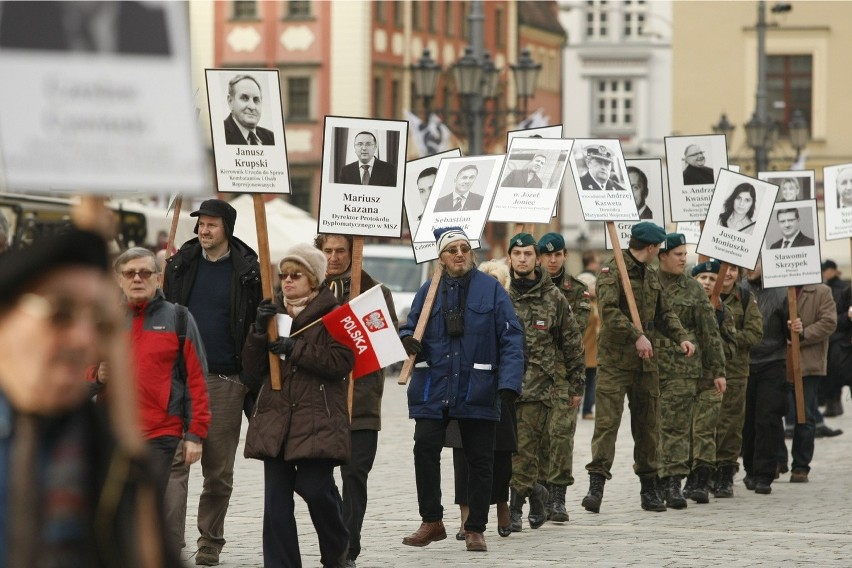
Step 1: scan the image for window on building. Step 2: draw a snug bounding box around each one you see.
[288,175,313,213]
[767,54,812,136]
[232,0,257,20]
[286,77,311,121]
[461,2,469,40]
[375,0,385,24]
[585,0,608,39]
[446,2,454,37]
[593,79,634,132]
[390,79,400,119]
[495,7,505,48]
[622,0,646,38]
[427,2,437,33]
[393,0,403,28]
[412,1,421,30]
[286,1,311,19]
[373,76,385,118]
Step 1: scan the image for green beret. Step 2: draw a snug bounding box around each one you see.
[631,221,667,245]
[508,232,537,253]
[662,232,687,252]
[691,259,721,277]
[538,232,565,253]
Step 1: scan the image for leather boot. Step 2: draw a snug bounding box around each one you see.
[543,482,554,520]
[581,473,606,513]
[527,483,549,529]
[548,484,569,522]
[509,488,524,532]
[690,467,711,504]
[401,521,447,547]
[639,477,667,512]
[682,470,697,500]
[713,465,735,498]
[662,476,687,509]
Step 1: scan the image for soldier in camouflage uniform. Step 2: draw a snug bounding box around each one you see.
[507,233,585,531]
[583,223,694,513]
[535,232,591,522]
[713,263,763,497]
[654,253,726,507]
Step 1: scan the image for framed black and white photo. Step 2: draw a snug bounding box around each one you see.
[664,134,729,222]
[696,169,778,270]
[606,159,666,249]
[205,69,290,194]
[821,164,852,240]
[0,1,208,195]
[759,170,814,203]
[568,138,638,221]
[413,154,505,244]
[318,115,408,237]
[761,199,822,288]
[489,137,573,223]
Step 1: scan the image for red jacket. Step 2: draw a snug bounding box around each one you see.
[88,291,210,442]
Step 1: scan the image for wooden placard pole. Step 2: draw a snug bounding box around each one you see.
[347,237,365,419]
[787,287,806,425]
[709,261,730,309]
[166,195,182,258]
[605,222,643,331]
[398,263,444,385]
[697,221,709,263]
[252,195,282,390]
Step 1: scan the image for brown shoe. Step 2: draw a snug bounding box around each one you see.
[402,521,447,547]
[464,531,487,552]
[790,469,809,483]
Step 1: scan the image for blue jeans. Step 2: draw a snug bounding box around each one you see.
[779,375,819,472]
[583,367,597,415]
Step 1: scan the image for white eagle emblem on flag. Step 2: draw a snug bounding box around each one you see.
[362,310,387,332]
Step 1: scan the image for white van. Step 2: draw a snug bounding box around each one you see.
[361,244,432,325]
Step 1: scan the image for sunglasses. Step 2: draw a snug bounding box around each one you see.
[18,293,112,333]
[278,272,304,281]
[443,245,471,256]
[120,269,156,280]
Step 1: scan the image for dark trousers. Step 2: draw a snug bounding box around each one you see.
[742,360,789,481]
[148,436,181,502]
[583,367,597,415]
[822,342,852,403]
[452,448,512,505]
[779,375,819,472]
[413,416,496,533]
[341,430,378,561]
[262,457,348,568]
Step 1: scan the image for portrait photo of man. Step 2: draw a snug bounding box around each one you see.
[627,166,653,219]
[579,146,627,191]
[223,74,275,146]
[434,164,485,212]
[836,167,852,209]
[501,153,546,188]
[769,208,815,249]
[415,167,437,220]
[682,144,714,185]
[338,131,397,187]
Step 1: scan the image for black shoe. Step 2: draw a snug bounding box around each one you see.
[542,482,554,521]
[639,477,666,512]
[582,473,606,514]
[690,467,711,504]
[713,465,735,498]
[682,471,697,500]
[548,484,570,522]
[754,478,772,494]
[743,475,756,491]
[509,488,524,532]
[661,476,687,509]
[823,399,844,417]
[527,483,549,529]
[815,424,844,438]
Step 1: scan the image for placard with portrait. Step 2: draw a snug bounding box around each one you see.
[568,138,638,221]
[760,199,822,288]
[664,134,729,222]
[821,164,852,240]
[606,159,666,249]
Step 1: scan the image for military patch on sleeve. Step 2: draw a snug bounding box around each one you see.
[533,320,548,330]
[601,267,610,273]
[563,281,572,289]
[582,291,591,298]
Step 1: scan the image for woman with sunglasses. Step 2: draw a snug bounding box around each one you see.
[242,243,354,568]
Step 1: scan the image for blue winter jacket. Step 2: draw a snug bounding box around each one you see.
[400,268,524,421]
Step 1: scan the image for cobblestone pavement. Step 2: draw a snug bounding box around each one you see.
[183,377,852,567]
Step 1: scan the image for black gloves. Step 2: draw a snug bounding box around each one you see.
[268,337,296,357]
[499,389,519,405]
[401,336,422,356]
[254,299,278,334]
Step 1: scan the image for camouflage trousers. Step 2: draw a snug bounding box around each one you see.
[714,376,748,468]
[657,376,697,478]
[536,398,580,486]
[511,401,551,495]
[586,366,660,480]
[691,376,723,469]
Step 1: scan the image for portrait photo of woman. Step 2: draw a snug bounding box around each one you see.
[719,183,757,234]
[776,177,802,202]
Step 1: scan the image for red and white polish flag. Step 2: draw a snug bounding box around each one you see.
[322,284,407,379]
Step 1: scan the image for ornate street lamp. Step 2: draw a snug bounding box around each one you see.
[452,47,483,97]
[411,49,441,115]
[511,48,542,117]
[712,113,735,140]
[788,109,809,159]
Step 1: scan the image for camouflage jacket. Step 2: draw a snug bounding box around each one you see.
[721,286,764,378]
[551,269,592,332]
[597,252,689,372]
[510,271,585,401]
[657,270,726,380]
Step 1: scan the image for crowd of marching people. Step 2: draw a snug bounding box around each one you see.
[0,205,849,567]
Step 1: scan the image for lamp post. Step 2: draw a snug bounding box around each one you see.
[788,109,809,161]
[712,113,735,144]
